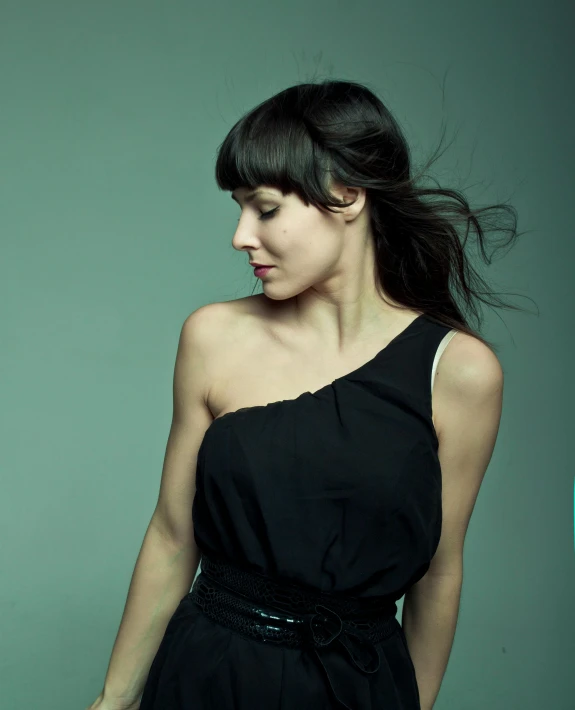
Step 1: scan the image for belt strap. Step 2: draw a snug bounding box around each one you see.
[190,552,399,710]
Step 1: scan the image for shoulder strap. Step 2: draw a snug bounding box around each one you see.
[431,329,458,393]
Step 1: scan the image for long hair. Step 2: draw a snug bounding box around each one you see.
[214,79,533,351]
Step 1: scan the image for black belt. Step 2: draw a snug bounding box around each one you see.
[188,552,399,710]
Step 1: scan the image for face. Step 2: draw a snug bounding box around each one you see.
[230,182,371,303]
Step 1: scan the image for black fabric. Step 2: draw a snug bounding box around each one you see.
[139,313,452,709]
[186,552,398,710]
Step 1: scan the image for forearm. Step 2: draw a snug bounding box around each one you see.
[401,572,463,710]
[101,519,200,703]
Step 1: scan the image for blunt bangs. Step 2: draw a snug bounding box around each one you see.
[214,89,343,213]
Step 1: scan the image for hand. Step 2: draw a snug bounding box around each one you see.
[86,690,140,710]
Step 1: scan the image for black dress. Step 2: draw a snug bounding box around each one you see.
[139,313,455,710]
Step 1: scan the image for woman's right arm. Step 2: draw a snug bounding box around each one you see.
[88,304,222,709]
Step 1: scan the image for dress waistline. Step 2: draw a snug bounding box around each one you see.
[188,552,399,710]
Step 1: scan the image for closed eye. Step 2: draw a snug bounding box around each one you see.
[236,207,279,223]
[260,207,279,220]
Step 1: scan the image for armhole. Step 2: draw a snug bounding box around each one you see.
[431,329,458,395]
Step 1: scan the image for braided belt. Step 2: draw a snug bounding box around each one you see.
[188,552,399,710]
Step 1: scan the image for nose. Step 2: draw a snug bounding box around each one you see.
[231,220,260,253]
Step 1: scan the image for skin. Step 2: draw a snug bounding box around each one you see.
[230,181,417,353]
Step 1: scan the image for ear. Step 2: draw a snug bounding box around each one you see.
[329,182,367,219]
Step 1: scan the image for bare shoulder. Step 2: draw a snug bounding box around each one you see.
[186,294,265,342]
[433,330,504,437]
[184,300,233,341]
[438,331,504,394]
[185,295,267,399]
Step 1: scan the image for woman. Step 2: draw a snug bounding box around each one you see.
[89,79,520,710]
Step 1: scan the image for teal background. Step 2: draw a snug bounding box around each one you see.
[1,1,573,708]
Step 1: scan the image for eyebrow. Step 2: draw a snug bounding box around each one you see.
[230,189,275,204]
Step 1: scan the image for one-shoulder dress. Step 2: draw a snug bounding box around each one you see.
[139,313,458,710]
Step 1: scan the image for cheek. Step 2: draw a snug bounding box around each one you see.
[279,222,335,267]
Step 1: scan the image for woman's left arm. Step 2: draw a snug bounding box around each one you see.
[402,333,504,710]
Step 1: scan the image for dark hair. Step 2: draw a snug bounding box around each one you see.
[214,79,534,352]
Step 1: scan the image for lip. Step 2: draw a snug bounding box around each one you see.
[250,262,273,267]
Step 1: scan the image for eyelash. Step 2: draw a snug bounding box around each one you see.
[260,207,279,220]
[236,207,279,222]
